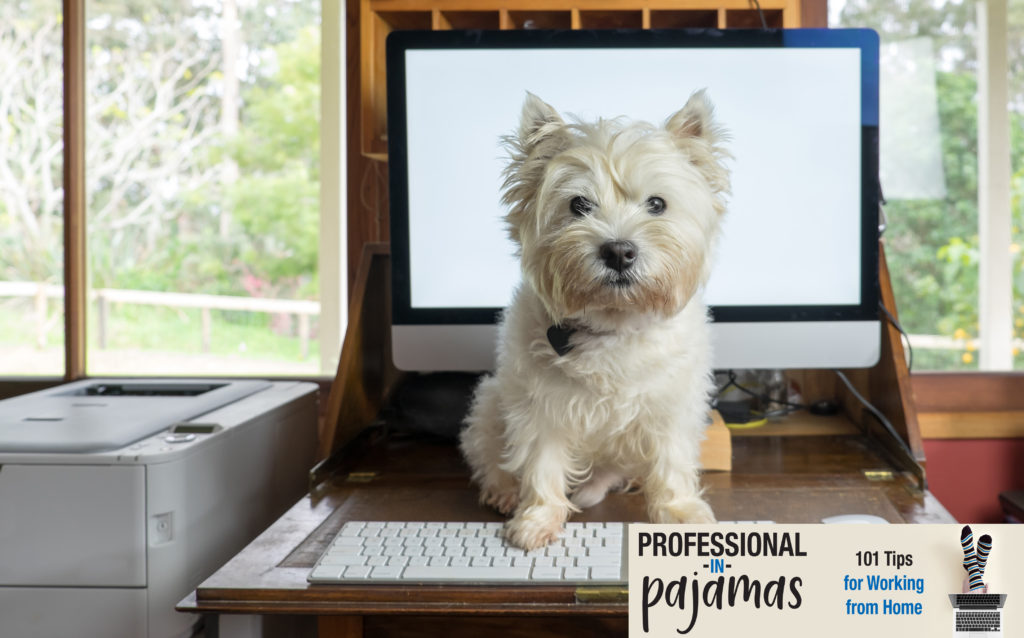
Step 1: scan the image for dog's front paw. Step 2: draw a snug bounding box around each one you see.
[505,505,567,550]
[481,487,519,516]
[651,498,716,524]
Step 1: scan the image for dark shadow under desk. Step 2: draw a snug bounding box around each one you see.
[180,419,955,637]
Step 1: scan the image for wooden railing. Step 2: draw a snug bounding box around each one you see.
[0,282,320,358]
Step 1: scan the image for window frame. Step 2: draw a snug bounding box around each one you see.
[0,0,344,394]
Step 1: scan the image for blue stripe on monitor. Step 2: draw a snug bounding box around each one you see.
[784,28,879,127]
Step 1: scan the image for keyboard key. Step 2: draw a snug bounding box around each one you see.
[563,567,590,581]
[370,566,403,579]
[327,544,362,556]
[311,565,343,580]
[321,554,368,566]
[591,566,622,580]
[532,567,563,580]
[402,566,532,581]
[343,565,371,579]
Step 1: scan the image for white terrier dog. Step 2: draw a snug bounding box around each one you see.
[459,91,730,550]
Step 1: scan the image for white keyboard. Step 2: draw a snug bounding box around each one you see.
[308,521,627,585]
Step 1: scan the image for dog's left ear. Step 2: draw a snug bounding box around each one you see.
[666,90,731,196]
[666,90,719,141]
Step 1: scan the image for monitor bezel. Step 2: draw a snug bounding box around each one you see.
[387,28,880,327]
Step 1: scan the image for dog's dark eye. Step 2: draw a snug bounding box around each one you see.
[570,196,593,217]
[646,196,666,216]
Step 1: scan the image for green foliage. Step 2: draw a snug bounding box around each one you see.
[882,71,979,341]
[225,25,321,298]
[838,0,1024,369]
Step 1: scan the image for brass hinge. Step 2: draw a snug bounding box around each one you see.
[575,586,628,604]
[863,469,895,482]
[345,471,379,483]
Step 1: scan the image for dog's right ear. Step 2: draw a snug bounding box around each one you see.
[516,92,565,151]
[502,93,569,245]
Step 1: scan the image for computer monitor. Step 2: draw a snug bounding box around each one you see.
[387,28,880,372]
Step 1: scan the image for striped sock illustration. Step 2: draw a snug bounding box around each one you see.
[961,525,985,591]
[961,525,975,572]
[976,534,992,581]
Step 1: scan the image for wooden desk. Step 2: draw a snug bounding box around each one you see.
[178,244,948,636]
[179,419,954,638]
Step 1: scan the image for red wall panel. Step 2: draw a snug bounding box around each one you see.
[922,438,1024,523]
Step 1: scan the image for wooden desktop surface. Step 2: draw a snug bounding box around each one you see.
[180,417,954,636]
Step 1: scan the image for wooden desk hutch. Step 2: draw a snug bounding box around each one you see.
[180,2,956,637]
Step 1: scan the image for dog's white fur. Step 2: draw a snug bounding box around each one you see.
[459,91,730,550]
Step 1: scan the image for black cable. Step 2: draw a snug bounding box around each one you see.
[835,369,917,463]
[878,300,913,373]
[749,0,769,29]
[716,369,807,411]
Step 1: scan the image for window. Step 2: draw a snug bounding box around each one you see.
[0,0,66,377]
[834,0,982,370]
[86,0,329,376]
[835,0,1018,371]
[0,0,345,380]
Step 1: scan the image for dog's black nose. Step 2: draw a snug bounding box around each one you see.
[600,240,638,273]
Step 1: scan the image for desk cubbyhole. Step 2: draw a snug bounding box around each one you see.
[507,11,572,30]
[438,11,501,30]
[725,9,783,28]
[578,10,643,29]
[365,11,433,157]
[376,11,433,31]
[650,10,719,29]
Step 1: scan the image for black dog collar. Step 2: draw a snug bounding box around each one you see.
[546,324,576,356]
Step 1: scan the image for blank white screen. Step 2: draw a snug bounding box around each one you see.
[404,47,862,310]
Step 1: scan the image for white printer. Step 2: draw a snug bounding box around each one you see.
[0,379,318,638]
